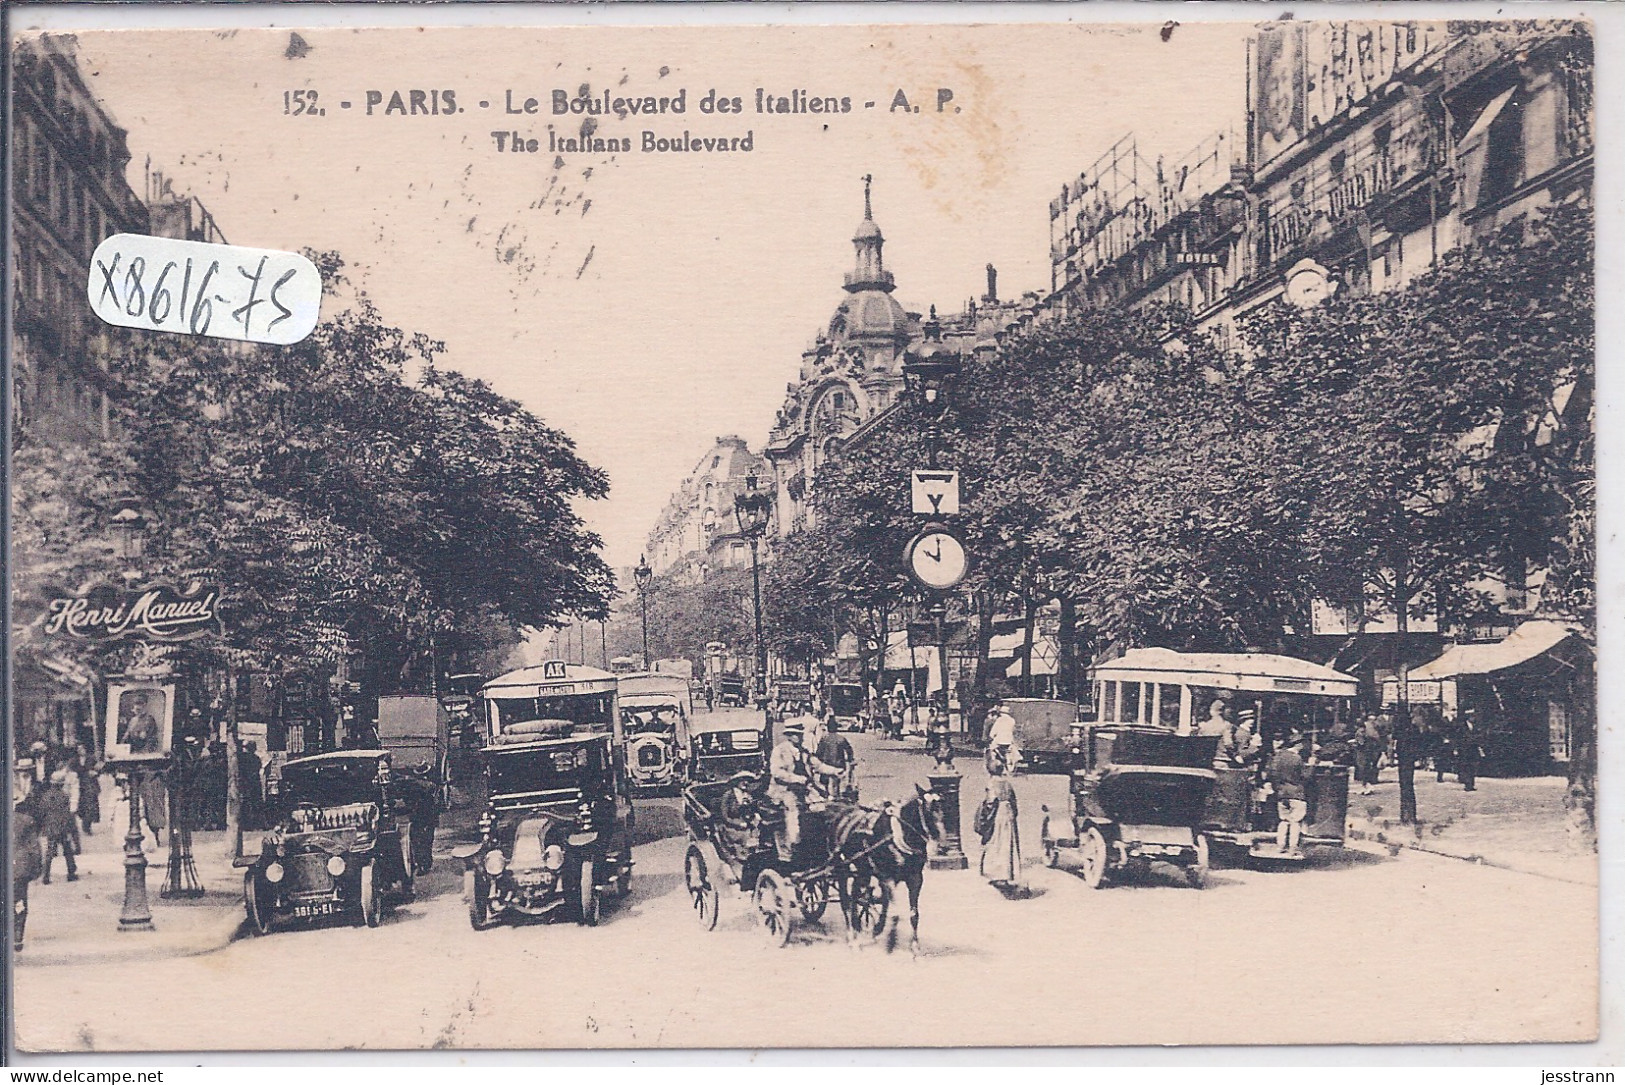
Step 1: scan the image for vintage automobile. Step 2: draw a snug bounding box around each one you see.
[688,714,768,784]
[457,661,635,928]
[244,749,413,934]
[825,682,868,732]
[1003,697,1080,774]
[716,673,749,708]
[1041,725,1219,889]
[1089,648,1358,861]
[619,672,694,794]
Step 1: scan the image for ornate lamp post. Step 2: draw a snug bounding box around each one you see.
[633,555,653,671]
[902,314,969,871]
[732,471,773,712]
[109,498,157,931]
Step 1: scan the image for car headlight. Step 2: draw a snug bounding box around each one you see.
[483,850,507,877]
[542,844,566,870]
[265,863,284,884]
[326,855,346,877]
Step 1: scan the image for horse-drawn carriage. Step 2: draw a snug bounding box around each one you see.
[681,775,941,950]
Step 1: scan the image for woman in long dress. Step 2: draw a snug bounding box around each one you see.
[979,769,1022,890]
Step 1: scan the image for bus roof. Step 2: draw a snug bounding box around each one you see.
[1092,647,1357,697]
[484,661,617,696]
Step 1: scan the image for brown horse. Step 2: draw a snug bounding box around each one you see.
[831,787,946,955]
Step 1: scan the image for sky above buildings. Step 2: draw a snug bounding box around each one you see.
[57,19,1251,577]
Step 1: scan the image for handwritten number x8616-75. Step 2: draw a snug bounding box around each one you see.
[94,251,295,338]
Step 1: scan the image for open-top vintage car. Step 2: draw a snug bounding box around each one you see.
[688,713,768,784]
[244,750,413,934]
[457,661,635,929]
[1041,726,1219,889]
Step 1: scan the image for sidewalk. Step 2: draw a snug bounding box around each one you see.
[16,781,246,967]
[1344,772,1597,885]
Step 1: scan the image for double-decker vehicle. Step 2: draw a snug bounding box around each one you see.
[244,750,413,933]
[455,661,635,928]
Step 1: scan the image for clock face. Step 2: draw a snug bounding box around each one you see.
[908,530,968,590]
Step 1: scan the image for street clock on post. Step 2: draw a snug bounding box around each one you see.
[904,524,969,592]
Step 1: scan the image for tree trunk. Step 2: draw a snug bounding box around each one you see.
[971,591,994,743]
[1058,595,1078,704]
[1393,550,1418,826]
[1019,587,1037,698]
[1564,652,1597,851]
[225,671,243,861]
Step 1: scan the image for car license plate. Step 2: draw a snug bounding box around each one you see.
[1122,824,1193,848]
[293,902,337,919]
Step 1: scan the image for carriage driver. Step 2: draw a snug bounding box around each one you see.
[766,717,842,862]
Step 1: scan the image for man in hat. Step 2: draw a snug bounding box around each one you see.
[814,718,857,801]
[12,775,42,952]
[1197,696,1233,737]
[1267,731,1311,856]
[31,770,79,883]
[766,717,841,862]
[985,700,1020,774]
[1215,707,1263,768]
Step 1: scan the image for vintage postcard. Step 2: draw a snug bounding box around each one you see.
[6,5,1601,1055]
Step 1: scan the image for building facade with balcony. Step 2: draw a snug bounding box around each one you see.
[644,436,769,584]
[1045,19,1593,773]
[11,35,152,445]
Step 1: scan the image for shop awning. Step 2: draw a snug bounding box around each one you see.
[1409,621,1583,681]
[882,630,944,695]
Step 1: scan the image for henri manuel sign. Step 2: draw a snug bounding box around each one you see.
[44,582,224,642]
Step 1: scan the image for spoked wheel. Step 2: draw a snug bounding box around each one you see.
[243,872,273,936]
[797,876,829,923]
[468,872,492,931]
[685,845,720,932]
[359,861,382,927]
[577,859,602,927]
[844,871,890,938]
[1186,834,1210,890]
[754,869,793,948]
[1079,827,1110,890]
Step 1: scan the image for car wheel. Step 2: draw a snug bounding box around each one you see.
[360,861,382,928]
[1079,826,1109,890]
[685,845,720,932]
[468,873,492,930]
[243,871,273,936]
[1187,833,1210,890]
[577,859,601,927]
[754,869,792,948]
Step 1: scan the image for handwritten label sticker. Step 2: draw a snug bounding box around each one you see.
[88,234,321,345]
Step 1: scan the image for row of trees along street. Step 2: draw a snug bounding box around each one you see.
[13,253,616,731]
[763,204,1594,841]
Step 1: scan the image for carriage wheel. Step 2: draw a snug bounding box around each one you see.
[1079,827,1110,890]
[754,869,793,948]
[1186,834,1210,890]
[243,872,273,936]
[685,845,720,932]
[845,871,890,938]
[798,876,829,923]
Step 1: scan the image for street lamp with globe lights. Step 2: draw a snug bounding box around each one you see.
[732,471,773,709]
[633,555,653,671]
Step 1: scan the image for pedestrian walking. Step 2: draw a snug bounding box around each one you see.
[985,700,1020,775]
[12,780,43,953]
[977,759,1024,894]
[31,771,79,883]
[1353,714,1382,795]
[1457,709,1482,792]
[239,741,265,832]
[400,763,442,877]
[73,748,101,836]
[1267,731,1310,856]
[703,680,715,713]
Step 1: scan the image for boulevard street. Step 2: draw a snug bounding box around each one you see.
[14,709,1596,1052]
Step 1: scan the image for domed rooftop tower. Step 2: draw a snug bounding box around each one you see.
[832,174,909,342]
